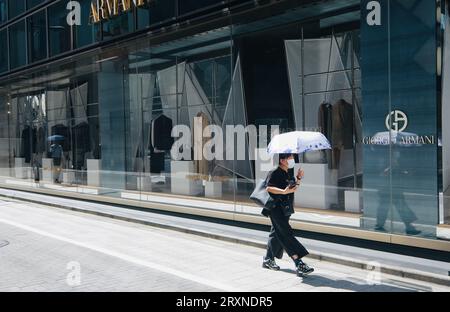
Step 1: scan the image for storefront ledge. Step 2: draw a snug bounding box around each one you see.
[5,179,39,188]
[291,211,360,228]
[1,185,450,286]
[119,191,361,228]
[121,191,235,212]
[4,179,101,195]
[42,183,100,195]
[1,182,450,254]
[294,207,362,218]
[391,235,450,252]
[3,178,362,227]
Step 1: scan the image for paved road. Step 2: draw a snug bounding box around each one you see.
[0,197,448,292]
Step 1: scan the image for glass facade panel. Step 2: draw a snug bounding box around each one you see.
[49,0,72,56]
[0,0,7,25]
[137,0,176,29]
[178,0,225,15]
[74,0,98,48]
[26,0,44,9]
[102,12,134,41]
[9,20,26,69]
[8,0,25,19]
[0,29,7,72]
[27,9,47,63]
[443,0,450,226]
[0,0,448,246]
[361,0,438,237]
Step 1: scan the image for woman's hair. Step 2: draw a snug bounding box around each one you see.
[278,153,293,163]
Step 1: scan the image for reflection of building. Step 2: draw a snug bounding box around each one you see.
[0,0,449,250]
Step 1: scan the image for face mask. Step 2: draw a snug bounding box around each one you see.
[287,159,295,169]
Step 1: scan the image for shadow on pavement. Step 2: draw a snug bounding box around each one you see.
[278,268,428,292]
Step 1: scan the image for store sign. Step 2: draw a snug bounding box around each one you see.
[362,134,436,146]
[362,110,436,146]
[366,1,381,26]
[67,1,81,26]
[385,110,407,132]
[90,0,151,24]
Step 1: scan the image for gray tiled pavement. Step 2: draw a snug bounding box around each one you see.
[0,187,448,279]
[0,197,448,292]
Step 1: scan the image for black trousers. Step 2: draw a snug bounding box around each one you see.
[265,206,309,260]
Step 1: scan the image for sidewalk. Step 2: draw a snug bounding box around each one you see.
[0,187,449,287]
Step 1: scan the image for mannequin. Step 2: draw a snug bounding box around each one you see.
[331,99,353,169]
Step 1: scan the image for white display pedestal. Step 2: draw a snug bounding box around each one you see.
[254,148,277,182]
[14,158,27,179]
[205,181,223,198]
[137,176,152,192]
[294,163,338,209]
[171,161,202,196]
[63,170,76,185]
[42,158,54,182]
[87,159,101,187]
[345,190,362,213]
[171,161,195,178]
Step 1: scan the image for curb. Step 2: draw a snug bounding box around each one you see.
[1,191,449,287]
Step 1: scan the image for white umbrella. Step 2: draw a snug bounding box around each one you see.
[267,131,331,155]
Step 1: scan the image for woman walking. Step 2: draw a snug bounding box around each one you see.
[262,153,314,277]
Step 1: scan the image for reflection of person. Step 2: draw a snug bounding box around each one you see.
[375,151,421,235]
[262,153,314,277]
[32,154,41,183]
[50,143,63,184]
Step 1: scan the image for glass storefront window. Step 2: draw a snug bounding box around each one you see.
[360,0,438,238]
[9,20,26,69]
[101,12,134,41]
[74,0,98,48]
[8,0,25,19]
[178,0,225,16]
[48,1,72,56]
[137,0,176,29]
[0,0,7,25]
[26,0,44,10]
[0,1,448,246]
[27,9,47,63]
[0,29,7,72]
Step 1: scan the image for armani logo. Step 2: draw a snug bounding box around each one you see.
[385,110,408,132]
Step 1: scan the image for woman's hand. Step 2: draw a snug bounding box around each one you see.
[283,186,298,195]
[296,169,304,180]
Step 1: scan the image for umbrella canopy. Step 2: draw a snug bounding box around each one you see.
[47,135,65,142]
[267,131,331,155]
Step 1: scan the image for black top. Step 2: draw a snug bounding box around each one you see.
[266,167,296,216]
[151,114,174,151]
